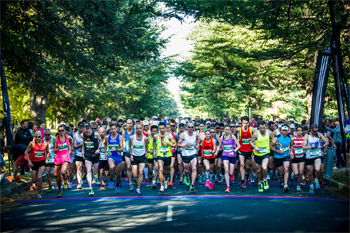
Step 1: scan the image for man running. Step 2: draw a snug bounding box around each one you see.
[129,124,148,195]
[44,128,56,193]
[176,123,186,183]
[178,122,199,191]
[169,119,178,186]
[147,125,159,188]
[302,124,328,194]
[73,122,85,189]
[98,127,108,190]
[82,125,102,197]
[123,118,135,191]
[290,125,305,192]
[250,121,273,192]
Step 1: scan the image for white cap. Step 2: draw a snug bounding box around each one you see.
[180,120,186,124]
[281,125,289,131]
[153,121,159,126]
[290,123,295,129]
[143,120,149,126]
[206,121,211,125]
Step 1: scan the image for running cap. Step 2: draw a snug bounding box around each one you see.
[180,120,187,124]
[281,125,289,131]
[78,122,85,127]
[143,120,149,126]
[249,121,257,128]
[290,123,295,129]
[153,120,159,126]
[206,121,211,125]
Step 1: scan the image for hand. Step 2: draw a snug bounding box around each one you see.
[333,144,337,149]
[58,144,62,149]
[254,147,260,152]
[111,147,116,151]
[317,146,323,149]
[311,144,315,149]
[95,149,100,154]
[45,159,49,164]
[28,161,33,167]
[208,149,212,153]
[187,143,192,147]
[195,145,198,150]
[278,150,284,154]
[229,152,234,156]
[131,155,134,162]
[70,151,74,157]
[162,141,167,146]
[276,142,282,147]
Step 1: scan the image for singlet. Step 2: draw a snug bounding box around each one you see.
[157,133,172,158]
[44,136,55,164]
[83,131,99,158]
[239,127,253,152]
[222,134,236,157]
[73,133,83,157]
[131,134,146,156]
[305,134,321,159]
[108,134,121,157]
[124,128,135,153]
[30,139,46,162]
[293,136,304,159]
[275,135,291,159]
[254,131,270,156]
[99,137,107,160]
[177,132,181,152]
[182,132,197,157]
[147,134,156,159]
[202,137,215,159]
[54,135,70,165]
[171,131,176,153]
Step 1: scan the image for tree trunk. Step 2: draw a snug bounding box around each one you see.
[30,89,47,125]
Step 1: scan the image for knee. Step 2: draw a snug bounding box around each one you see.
[192,167,197,172]
[110,165,115,170]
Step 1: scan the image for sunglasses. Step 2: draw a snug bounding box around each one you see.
[170,125,176,127]
[210,132,215,133]
[230,126,236,128]
[188,126,194,128]
[58,130,64,132]
[35,136,42,138]
[92,128,98,130]
[45,134,51,136]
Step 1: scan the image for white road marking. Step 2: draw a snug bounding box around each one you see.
[167,205,173,222]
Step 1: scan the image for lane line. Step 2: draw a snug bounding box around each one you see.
[167,205,173,222]
[13,195,349,204]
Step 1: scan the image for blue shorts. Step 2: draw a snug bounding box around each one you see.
[221,156,237,164]
[108,156,122,165]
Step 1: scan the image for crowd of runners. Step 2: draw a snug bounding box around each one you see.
[4,114,347,200]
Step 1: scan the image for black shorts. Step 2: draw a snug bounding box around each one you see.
[172,151,177,158]
[320,156,325,163]
[275,156,290,167]
[253,153,270,165]
[99,160,109,170]
[75,156,84,163]
[204,157,215,164]
[124,152,130,158]
[131,155,146,165]
[85,156,99,164]
[182,154,197,164]
[147,158,156,164]
[215,150,223,159]
[238,151,253,160]
[291,157,305,164]
[305,157,321,166]
[45,163,55,168]
[31,160,46,171]
[157,157,172,166]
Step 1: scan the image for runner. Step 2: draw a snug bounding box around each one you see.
[267,121,277,180]
[44,128,56,193]
[214,125,223,182]
[98,127,108,190]
[65,126,75,188]
[201,130,217,190]
[250,121,273,192]
[147,125,159,188]
[53,125,73,197]
[169,119,178,186]
[154,122,176,192]
[221,125,240,192]
[197,123,205,182]
[24,131,50,199]
[107,124,123,193]
[271,125,291,192]
[122,118,135,191]
[176,123,186,183]
[302,124,328,194]
[73,122,85,189]
[178,122,199,191]
[129,124,148,195]
[82,125,102,197]
[234,116,256,188]
[290,125,305,192]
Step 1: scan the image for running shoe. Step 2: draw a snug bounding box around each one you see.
[283,186,289,193]
[63,182,68,189]
[296,186,301,192]
[133,178,138,185]
[136,189,142,196]
[89,189,94,197]
[46,185,53,193]
[68,182,72,189]
[129,184,134,191]
[225,186,230,193]
[245,179,249,184]
[100,184,106,191]
[116,186,121,193]
[151,181,157,189]
[240,183,246,189]
[179,177,184,183]
[249,177,255,184]
[184,176,190,186]
[190,185,196,192]
[125,176,129,181]
[230,175,235,182]
[144,178,148,183]
[205,180,210,188]
[263,180,269,190]
[159,186,165,192]
[169,181,173,187]
[209,182,213,190]
[37,194,43,200]
[309,185,314,194]
[92,178,96,185]
[258,183,264,192]
[77,183,82,190]
[164,181,168,190]
[315,179,320,189]
[108,181,114,189]
[57,191,63,198]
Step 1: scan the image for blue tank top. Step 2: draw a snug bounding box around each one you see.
[108,134,120,157]
[177,132,181,152]
[275,135,291,159]
[124,128,135,153]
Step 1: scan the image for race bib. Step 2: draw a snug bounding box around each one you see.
[160,146,169,153]
[85,141,94,149]
[108,144,119,151]
[295,148,303,155]
[224,145,233,152]
[310,149,319,157]
[242,139,250,145]
[281,146,289,151]
[100,147,106,160]
[258,147,267,153]
[185,145,194,150]
[59,143,68,151]
[203,150,211,156]
[133,145,143,150]
[34,151,44,158]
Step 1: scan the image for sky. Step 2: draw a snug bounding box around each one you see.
[160,16,198,116]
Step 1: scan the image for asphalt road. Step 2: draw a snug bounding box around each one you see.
[1,179,349,232]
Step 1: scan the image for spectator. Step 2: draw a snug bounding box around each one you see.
[4,144,27,182]
[14,120,33,147]
[326,118,346,169]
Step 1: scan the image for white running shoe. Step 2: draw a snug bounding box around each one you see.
[159,186,165,192]
[164,181,168,190]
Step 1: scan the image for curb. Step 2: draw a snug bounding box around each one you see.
[0,182,31,198]
[324,176,350,192]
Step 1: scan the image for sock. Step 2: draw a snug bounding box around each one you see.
[206,171,210,180]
